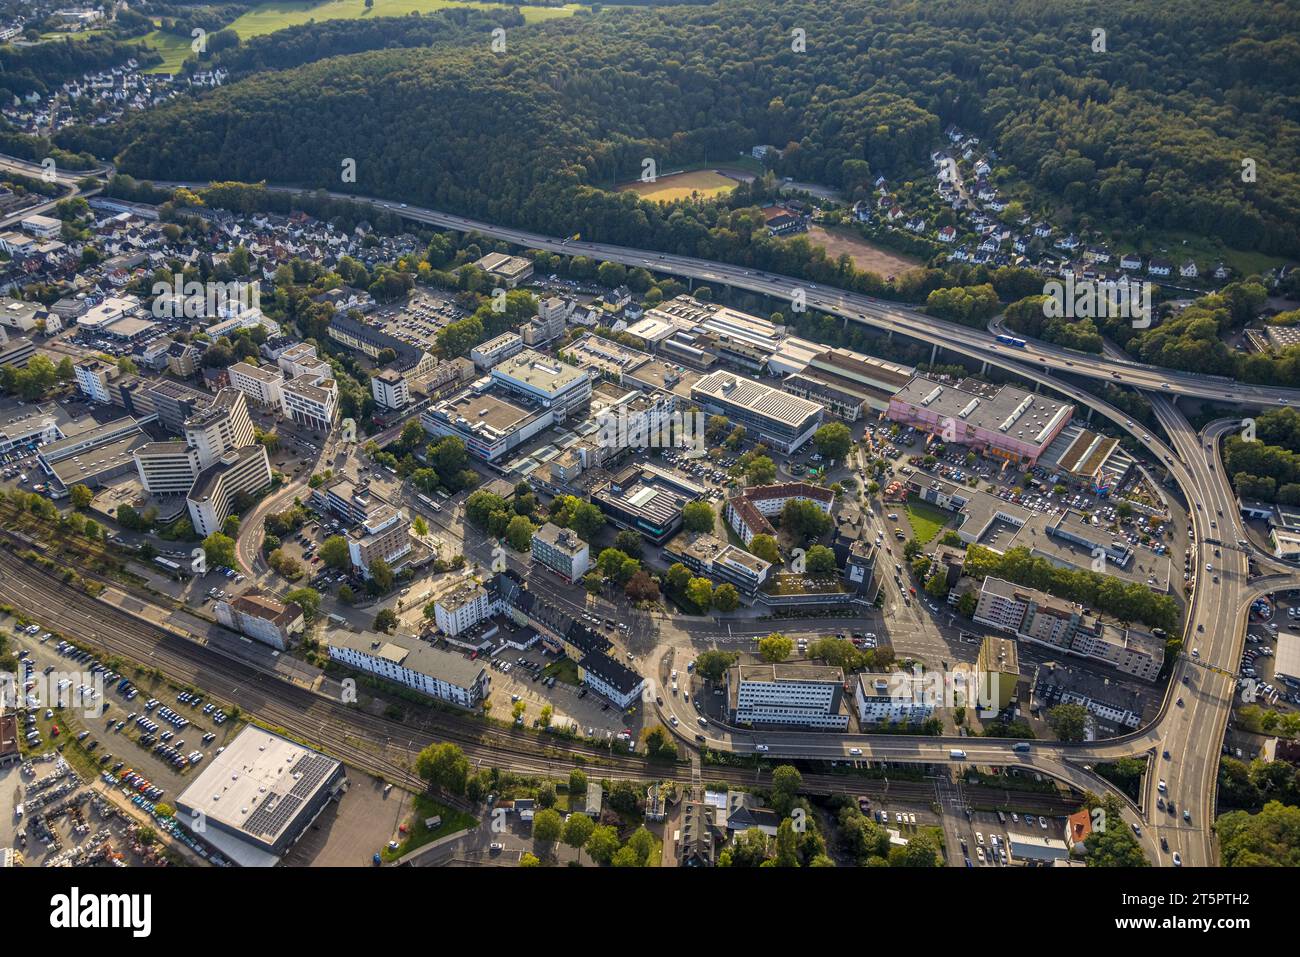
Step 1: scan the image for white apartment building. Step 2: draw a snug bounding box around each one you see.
[227,361,285,409]
[74,358,117,404]
[432,579,493,637]
[854,673,935,725]
[327,631,491,710]
[281,374,338,432]
[371,368,410,410]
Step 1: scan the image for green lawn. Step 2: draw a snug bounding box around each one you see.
[380,794,476,862]
[542,656,580,686]
[144,0,583,72]
[904,501,952,545]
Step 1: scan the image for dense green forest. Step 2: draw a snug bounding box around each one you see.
[58,0,1300,259]
[1223,407,1300,504]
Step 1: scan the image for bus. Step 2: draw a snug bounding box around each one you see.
[994,334,1027,348]
[417,493,442,512]
[154,556,181,572]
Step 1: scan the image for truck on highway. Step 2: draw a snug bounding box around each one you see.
[949,749,967,760]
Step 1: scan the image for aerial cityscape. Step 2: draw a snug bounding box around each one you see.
[0,0,1296,924]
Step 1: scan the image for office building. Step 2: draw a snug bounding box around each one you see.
[662,531,772,596]
[531,522,590,583]
[227,361,284,409]
[725,663,849,730]
[187,444,272,537]
[470,332,524,371]
[133,440,201,495]
[0,297,46,332]
[74,358,117,404]
[184,389,256,469]
[473,252,534,288]
[782,347,916,420]
[591,463,705,545]
[692,371,823,454]
[421,386,551,463]
[491,349,592,421]
[37,416,149,489]
[281,374,338,431]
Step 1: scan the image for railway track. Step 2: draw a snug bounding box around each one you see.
[0,546,1083,814]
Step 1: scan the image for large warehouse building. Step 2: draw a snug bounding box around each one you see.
[176,727,346,867]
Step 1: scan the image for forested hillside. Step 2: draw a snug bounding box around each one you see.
[57,0,1300,260]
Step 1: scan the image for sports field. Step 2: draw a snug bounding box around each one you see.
[144,0,581,72]
[616,168,746,203]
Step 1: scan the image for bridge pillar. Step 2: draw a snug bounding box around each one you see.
[930,342,938,365]
[980,360,988,375]
[1086,406,1094,423]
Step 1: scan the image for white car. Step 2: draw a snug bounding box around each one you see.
[849,747,863,756]
[755,744,769,752]
[1158,779,1167,792]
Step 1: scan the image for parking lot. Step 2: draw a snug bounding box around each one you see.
[486,638,642,743]
[8,619,244,805]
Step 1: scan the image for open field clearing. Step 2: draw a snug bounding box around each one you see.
[805,224,924,279]
[145,0,581,72]
[616,167,750,203]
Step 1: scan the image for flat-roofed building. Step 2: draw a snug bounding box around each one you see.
[327,630,491,710]
[725,662,849,730]
[348,502,412,577]
[491,349,592,421]
[74,358,118,404]
[77,295,140,333]
[227,361,284,409]
[531,522,590,583]
[184,388,255,469]
[978,636,1021,712]
[662,531,772,596]
[134,440,201,495]
[470,331,524,371]
[313,476,384,526]
[281,373,338,431]
[214,589,304,650]
[974,577,1163,681]
[887,375,1074,466]
[473,252,533,288]
[187,444,272,537]
[0,297,46,332]
[421,386,551,462]
[592,463,705,545]
[854,672,934,725]
[783,347,915,420]
[176,727,346,867]
[38,416,149,489]
[692,371,823,454]
[371,368,410,411]
[20,214,60,239]
[432,578,493,637]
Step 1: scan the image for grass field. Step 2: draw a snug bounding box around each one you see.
[144,0,581,72]
[904,500,953,545]
[616,167,747,203]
